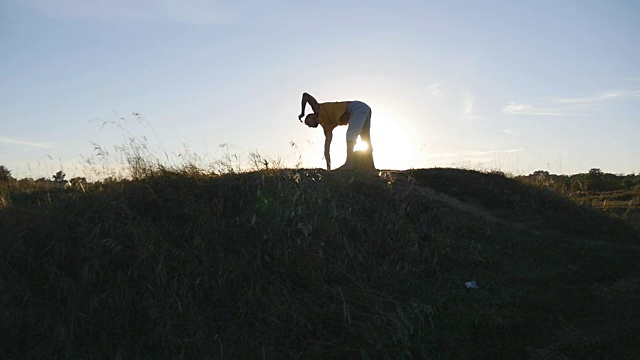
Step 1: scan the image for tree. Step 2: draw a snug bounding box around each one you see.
[585,168,604,191]
[588,168,604,176]
[52,170,66,183]
[0,165,13,182]
[532,170,550,178]
[623,178,635,189]
[70,177,87,184]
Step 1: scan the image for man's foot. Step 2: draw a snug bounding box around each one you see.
[335,161,357,171]
[365,151,376,171]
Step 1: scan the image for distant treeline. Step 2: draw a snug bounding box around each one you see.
[518,168,640,193]
[0,166,87,185]
[2,165,640,193]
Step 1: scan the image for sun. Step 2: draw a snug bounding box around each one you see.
[368,109,416,170]
[301,106,420,170]
[354,136,369,151]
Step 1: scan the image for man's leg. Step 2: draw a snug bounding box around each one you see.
[336,140,357,171]
[345,140,355,164]
[359,110,375,170]
[338,101,369,170]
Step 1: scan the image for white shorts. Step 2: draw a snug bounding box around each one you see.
[345,101,371,144]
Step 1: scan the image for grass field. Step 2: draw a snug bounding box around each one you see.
[570,190,640,230]
[1,167,639,359]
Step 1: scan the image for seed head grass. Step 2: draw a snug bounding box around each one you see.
[1,165,639,359]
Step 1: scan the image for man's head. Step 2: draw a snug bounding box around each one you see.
[304,114,319,128]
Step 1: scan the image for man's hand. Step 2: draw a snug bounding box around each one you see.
[300,93,320,120]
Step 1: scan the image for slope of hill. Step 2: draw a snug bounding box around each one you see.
[1,168,639,359]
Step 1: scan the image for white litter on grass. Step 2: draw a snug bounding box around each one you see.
[465,281,479,289]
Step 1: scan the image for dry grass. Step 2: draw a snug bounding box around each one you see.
[1,167,639,359]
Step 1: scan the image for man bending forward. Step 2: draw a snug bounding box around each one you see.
[298,92,375,171]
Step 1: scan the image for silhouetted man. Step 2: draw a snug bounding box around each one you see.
[298,92,375,171]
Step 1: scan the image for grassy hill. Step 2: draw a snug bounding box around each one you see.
[1,168,639,359]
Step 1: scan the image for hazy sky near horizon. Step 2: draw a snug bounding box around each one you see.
[1,0,639,179]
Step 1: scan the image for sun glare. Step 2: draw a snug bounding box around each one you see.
[354,136,368,151]
[369,110,416,170]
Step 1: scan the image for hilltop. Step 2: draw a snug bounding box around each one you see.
[1,168,639,359]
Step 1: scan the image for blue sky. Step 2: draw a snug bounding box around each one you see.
[1,0,639,179]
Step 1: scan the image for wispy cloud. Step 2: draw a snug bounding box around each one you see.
[0,136,55,149]
[424,83,441,96]
[162,0,239,24]
[548,89,640,104]
[501,129,520,136]
[503,88,640,117]
[461,93,484,120]
[465,148,523,156]
[502,103,565,116]
[17,0,238,24]
[19,0,156,19]
[425,148,524,168]
[428,148,523,159]
[463,95,475,118]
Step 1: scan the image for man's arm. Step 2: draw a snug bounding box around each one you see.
[324,127,333,170]
[298,92,320,121]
